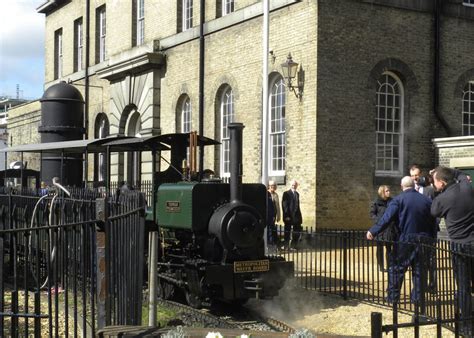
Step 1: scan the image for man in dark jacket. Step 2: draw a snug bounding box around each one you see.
[367,176,436,305]
[431,166,474,336]
[409,164,438,293]
[282,179,302,250]
[409,164,436,199]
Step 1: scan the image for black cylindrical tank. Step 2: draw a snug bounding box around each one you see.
[39,82,85,187]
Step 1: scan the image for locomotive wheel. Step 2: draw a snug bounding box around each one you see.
[157,279,175,300]
[185,291,203,309]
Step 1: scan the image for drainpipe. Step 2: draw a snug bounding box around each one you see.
[434,0,451,136]
[198,0,205,173]
[85,0,90,140]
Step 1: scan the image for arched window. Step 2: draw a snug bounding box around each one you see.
[126,110,141,183]
[220,86,234,177]
[181,97,192,133]
[462,81,474,136]
[375,72,404,175]
[94,114,109,182]
[269,76,286,176]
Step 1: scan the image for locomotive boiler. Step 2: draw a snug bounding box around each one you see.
[156,123,294,307]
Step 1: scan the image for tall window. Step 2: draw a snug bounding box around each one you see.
[96,6,106,62]
[54,28,63,79]
[181,97,192,133]
[269,77,286,176]
[463,0,474,7]
[136,0,145,45]
[95,115,109,181]
[183,0,193,31]
[220,87,234,177]
[74,18,83,72]
[375,72,404,175]
[126,111,141,183]
[462,82,474,136]
[223,0,234,15]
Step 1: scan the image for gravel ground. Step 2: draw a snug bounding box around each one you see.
[247,287,455,338]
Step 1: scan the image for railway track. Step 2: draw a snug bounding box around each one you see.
[158,299,297,334]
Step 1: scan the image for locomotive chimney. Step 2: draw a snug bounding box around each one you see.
[228,122,244,203]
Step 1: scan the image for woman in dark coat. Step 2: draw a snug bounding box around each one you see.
[369,185,398,272]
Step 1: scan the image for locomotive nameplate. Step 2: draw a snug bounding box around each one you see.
[234,259,269,273]
[165,201,181,213]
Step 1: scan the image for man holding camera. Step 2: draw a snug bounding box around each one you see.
[431,166,474,337]
[409,164,436,199]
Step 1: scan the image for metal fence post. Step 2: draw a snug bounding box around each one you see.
[148,231,158,326]
[371,312,382,338]
[96,197,108,329]
[343,234,348,300]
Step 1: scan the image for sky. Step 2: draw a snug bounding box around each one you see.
[0,0,45,100]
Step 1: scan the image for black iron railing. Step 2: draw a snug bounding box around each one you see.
[0,188,146,337]
[1,185,471,336]
[273,226,472,337]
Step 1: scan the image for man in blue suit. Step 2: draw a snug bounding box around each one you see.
[367,176,437,305]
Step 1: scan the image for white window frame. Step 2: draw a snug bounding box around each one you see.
[375,72,404,176]
[463,0,474,7]
[182,0,193,31]
[181,97,192,133]
[125,111,141,183]
[137,0,145,45]
[98,118,107,181]
[220,87,234,177]
[223,0,235,16]
[268,78,286,177]
[55,29,63,79]
[99,7,106,62]
[462,82,474,136]
[75,20,83,71]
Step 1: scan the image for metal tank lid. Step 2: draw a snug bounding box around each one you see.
[40,81,84,102]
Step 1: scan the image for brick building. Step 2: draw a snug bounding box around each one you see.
[8,0,474,228]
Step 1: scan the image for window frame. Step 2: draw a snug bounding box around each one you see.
[375,71,404,177]
[462,81,474,136]
[54,28,63,79]
[125,110,141,183]
[136,0,145,45]
[98,6,106,62]
[268,77,286,177]
[94,114,109,182]
[181,97,192,133]
[74,18,83,72]
[220,87,234,178]
[222,0,235,16]
[182,0,193,31]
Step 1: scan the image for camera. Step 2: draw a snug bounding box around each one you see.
[417,175,428,187]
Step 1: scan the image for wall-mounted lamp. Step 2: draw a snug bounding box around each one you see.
[281,53,304,99]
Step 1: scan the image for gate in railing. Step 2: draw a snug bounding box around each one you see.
[0,187,146,337]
